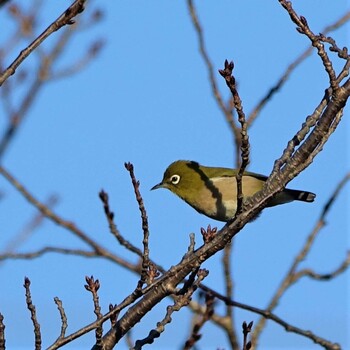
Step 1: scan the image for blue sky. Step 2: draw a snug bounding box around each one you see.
[0,1,349,349]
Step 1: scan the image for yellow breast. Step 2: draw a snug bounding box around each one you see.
[187,175,263,221]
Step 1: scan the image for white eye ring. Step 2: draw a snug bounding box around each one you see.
[170,174,181,185]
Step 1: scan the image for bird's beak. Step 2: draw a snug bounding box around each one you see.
[151,182,163,191]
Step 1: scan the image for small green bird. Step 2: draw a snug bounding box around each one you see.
[151,160,316,222]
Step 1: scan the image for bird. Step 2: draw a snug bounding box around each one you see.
[151,160,316,222]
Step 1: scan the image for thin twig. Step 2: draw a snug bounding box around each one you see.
[125,162,151,289]
[85,276,103,346]
[0,242,139,273]
[0,0,86,86]
[247,10,350,126]
[279,0,341,92]
[48,283,151,350]
[99,190,144,260]
[294,252,350,281]
[24,277,41,350]
[198,284,340,350]
[53,297,68,340]
[219,60,250,215]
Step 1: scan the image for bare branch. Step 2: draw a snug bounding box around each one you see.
[0,0,86,86]
[99,190,144,262]
[295,251,350,281]
[219,60,250,215]
[279,0,349,93]
[85,276,103,346]
[125,162,151,289]
[248,10,350,126]
[48,284,151,349]
[198,284,340,350]
[24,277,41,350]
[53,297,68,341]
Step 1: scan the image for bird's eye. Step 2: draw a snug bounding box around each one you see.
[170,174,180,185]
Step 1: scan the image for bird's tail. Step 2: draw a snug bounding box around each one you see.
[285,189,316,202]
[268,189,316,207]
